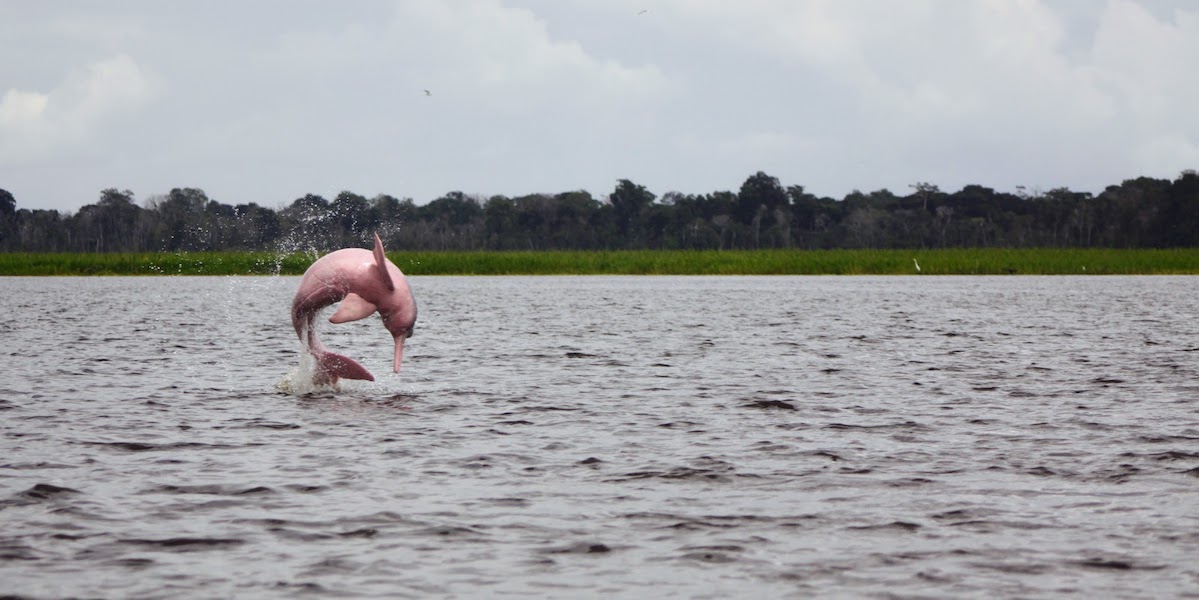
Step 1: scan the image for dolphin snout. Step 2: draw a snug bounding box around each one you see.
[393,336,405,372]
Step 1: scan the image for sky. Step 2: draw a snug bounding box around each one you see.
[2,0,1197,213]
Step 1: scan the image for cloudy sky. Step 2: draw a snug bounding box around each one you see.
[2,0,1197,213]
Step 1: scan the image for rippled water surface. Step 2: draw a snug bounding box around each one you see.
[2,275,1198,598]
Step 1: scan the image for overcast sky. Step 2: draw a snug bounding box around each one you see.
[2,0,1197,213]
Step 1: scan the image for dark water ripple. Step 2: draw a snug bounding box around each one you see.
[1,275,1198,598]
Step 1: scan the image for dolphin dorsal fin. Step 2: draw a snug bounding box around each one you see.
[372,232,396,291]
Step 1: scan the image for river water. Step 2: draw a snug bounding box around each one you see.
[1,275,1197,599]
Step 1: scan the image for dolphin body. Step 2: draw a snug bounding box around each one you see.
[291,233,417,384]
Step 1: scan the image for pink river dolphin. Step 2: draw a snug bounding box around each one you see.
[291,232,417,384]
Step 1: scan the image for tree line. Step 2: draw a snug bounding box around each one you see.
[1,170,1197,253]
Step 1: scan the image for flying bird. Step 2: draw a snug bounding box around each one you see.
[637,9,650,15]
[423,89,432,96]
[913,258,921,273]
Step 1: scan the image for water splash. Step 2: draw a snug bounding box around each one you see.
[275,363,340,396]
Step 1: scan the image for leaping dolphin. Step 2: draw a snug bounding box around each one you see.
[291,232,417,384]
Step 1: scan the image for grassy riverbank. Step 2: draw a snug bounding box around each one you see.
[2,248,1198,276]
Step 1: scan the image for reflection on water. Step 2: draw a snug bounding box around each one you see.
[2,275,1198,598]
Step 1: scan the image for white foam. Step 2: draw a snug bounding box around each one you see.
[274,354,341,395]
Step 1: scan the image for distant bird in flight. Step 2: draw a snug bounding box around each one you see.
[913,258,922,273]
[423,89,432,96]
[637,9,649,15]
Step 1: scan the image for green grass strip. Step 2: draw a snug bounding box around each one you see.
[1,248,1198,276]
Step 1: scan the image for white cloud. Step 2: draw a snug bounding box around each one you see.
[621,0,1197,192]
[0,54,154,163]
[215,0,677,201]
[1137,133,1199,174]
[0,90,49,125]
[1092,0,1199,124]
[1,1,1196,211]
[258,0,671,111]
[48,16,146,47]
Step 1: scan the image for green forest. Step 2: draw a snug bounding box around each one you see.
[2,170,1197,254]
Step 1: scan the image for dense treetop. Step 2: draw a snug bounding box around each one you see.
[2,170,1197,253]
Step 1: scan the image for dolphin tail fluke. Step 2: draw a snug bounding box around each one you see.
[315,349,376,383]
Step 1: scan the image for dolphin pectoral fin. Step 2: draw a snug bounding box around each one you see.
[329,293,378,324]
[316,350,376,382]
